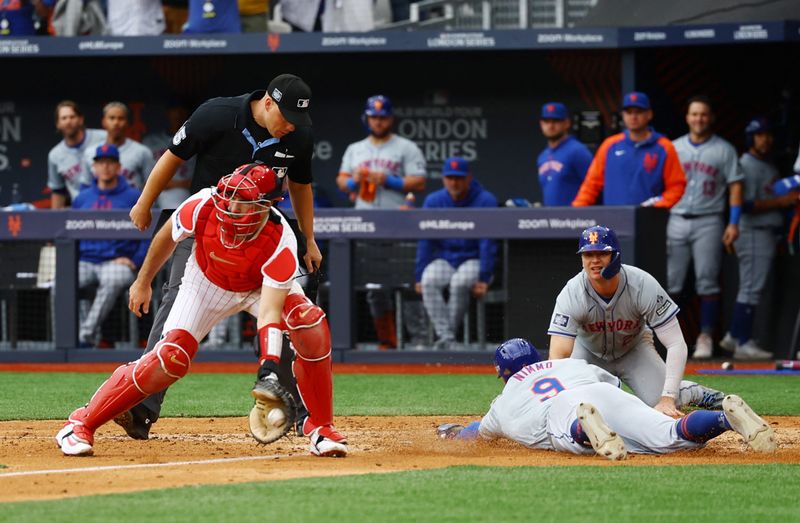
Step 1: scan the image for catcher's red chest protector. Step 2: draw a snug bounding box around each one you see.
[193,200,285,292]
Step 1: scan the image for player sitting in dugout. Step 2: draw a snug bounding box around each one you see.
[56,163,347,458]
[437,338,776,460]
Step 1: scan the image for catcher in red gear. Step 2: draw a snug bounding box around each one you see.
[55,163,347,458]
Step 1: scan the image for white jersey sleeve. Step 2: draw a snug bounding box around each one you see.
[171,188,213,242]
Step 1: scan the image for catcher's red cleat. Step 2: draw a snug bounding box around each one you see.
[55,420,94,456]
[308,425,348,457]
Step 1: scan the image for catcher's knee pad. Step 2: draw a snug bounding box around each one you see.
[133,329,198,395]
[283,293,331,361]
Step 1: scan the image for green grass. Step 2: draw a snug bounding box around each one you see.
[1,372,798,420]
[2,465,798,522]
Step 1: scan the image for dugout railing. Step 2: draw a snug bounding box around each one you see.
[0,206,675,363]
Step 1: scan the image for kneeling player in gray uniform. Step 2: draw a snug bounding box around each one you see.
[548,225,724,418]
[438,339,776,460]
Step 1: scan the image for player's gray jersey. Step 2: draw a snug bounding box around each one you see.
[47,128,106,200]
[739,153,783,229]
[548,265,678,360]
[339,134,427,209]
[478,359,620,449]
[81,138,156,190]
[671,134,743,216]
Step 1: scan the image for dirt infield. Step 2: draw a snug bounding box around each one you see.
[1,416,798,503]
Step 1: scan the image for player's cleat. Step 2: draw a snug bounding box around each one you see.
[722,395,776,452]
[576,403,627,461]
[734,340,772,361]
[719,332,737,353]
[55,421,94,456]
[693,333,713,359]
[697,388,725,410]
[113,408,152,440]
[437,423,465,440]
[308,425,348,457]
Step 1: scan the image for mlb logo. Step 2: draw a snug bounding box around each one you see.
[553,313,570,328]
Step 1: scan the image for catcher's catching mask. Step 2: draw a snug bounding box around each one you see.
[212,163,283,248]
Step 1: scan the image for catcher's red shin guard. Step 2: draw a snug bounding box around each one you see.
[72,329,198,432]
[283,293,334,429]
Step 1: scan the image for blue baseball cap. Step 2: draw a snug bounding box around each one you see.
[622,91,650,110]
[540,102,569,120]
[442,156,469,177]
[93,143,120,161]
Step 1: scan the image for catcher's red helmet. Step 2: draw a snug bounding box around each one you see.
[213,162,284,248]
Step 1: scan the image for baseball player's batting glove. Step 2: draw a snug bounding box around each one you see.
[249,360,297,444]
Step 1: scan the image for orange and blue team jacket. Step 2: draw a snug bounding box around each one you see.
[572,129,686,208]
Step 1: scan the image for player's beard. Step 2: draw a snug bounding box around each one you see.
[370,127,391,140]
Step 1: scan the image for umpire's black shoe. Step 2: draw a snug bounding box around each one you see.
[113,407,153,440]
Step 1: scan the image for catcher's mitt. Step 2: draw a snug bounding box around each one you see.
[249,374,297,444]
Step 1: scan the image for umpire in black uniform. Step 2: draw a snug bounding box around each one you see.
[123,74,321,439]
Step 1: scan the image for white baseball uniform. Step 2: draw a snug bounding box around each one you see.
[479,359,700,455]
[548,264,716,408]
[161,188,302,342]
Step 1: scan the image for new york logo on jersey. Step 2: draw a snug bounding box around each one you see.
[584,319,641,333]
[553,313,570,328]
[538,160,564,175]
[643,152,659,173]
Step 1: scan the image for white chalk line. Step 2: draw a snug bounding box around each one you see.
[0,453,292,478]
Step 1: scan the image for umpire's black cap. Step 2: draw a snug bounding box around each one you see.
[268,74,312,127]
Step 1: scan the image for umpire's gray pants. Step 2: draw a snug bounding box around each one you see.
[571,331,711,409]
[421,258,480,342]
[734,227,778,305]
[78,260,136,342]
[666,213,724,296]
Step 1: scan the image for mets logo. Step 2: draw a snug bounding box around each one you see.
[374,100,384,112]
[546,104,555,113]
[643,152,659,173]
[588,231,599,244]
[7,214,21,237]
[630,93,638,102]
[267,33,280,52]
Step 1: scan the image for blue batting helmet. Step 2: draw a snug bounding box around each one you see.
[577,225,622,279]
[364,95,393,117]
[745,117,771,148]
[494,338,542,382]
